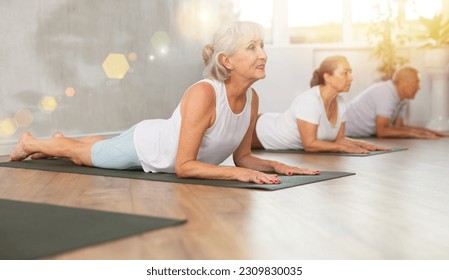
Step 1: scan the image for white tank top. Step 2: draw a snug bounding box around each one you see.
[133,79,252,173]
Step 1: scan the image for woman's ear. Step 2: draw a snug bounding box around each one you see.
[220,53,234,70]
[323,72,331,85]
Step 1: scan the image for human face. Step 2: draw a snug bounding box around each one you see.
[327,61,353,93]
[401,74,420,100]
[227,39,267,82]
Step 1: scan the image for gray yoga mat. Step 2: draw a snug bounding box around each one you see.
[254,147,407,157]
[0,158,355,191]
[0,198,186,260]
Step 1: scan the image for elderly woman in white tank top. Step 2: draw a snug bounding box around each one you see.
[252,55,387,154]
[9,21,319,185]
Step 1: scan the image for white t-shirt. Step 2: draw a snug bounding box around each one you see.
[345,80,406,137]
[133,79,252,173]
[256,86,347,150]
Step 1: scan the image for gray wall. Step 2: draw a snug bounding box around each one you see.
[1,0,238,154]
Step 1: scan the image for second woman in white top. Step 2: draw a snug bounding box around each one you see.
[252,55,386,153]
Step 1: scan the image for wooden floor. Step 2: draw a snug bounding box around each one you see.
[1,137,448,260]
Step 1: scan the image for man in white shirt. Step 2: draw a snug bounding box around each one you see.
[345,66,446,139]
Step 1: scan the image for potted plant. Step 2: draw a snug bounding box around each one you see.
[368,1,409,80]
[418,13,449,69]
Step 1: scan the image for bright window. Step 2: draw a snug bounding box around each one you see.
[234,0,273,43]
[235,0,444,45]
[288,0,343,43]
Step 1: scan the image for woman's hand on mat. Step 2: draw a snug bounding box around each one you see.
[435,131,449,137]
[273,162,320,176]
[343,146,370,154]
[235,170,282,184]
[413,130,440,140]
[355,141,390,151]
[339,138,375,154]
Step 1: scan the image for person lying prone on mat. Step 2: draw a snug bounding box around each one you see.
[345,66,449,139]
[251,55,388,154]
[9,21,319,185]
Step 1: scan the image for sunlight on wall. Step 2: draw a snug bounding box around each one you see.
[102,53,130,79]
[176,0,221,40]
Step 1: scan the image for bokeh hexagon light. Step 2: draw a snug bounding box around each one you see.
[14,109,34,127]
[65,87,76,97]
[39,96,58,113]
[0,118,18,137]
[151,31,171,55]
[102,53,130,79]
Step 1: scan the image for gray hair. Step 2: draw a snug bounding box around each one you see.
[202,21,264,81]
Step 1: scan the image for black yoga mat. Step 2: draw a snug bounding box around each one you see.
[0,198,186,260]
[254,147,407,157]
[0,158,355,191]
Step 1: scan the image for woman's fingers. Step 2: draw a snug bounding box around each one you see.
[290,168,320,175]
[253,173,281,184]
[279,167,320,176]
[250,169,323,185]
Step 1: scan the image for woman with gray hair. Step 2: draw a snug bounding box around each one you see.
[252,55,386,153]
[10,21,319,184]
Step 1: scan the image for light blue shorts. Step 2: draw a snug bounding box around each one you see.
[91,125,142,170]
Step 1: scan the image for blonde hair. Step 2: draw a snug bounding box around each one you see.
[310,55,348,87]
[202,21,264,81]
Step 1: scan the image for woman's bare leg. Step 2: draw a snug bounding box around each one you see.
[9,131,99,166]
[30,133,105,159]
[78,135,106,144]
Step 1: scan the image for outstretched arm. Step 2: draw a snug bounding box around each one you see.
[376,117,439,139]
[337,123,390,151]
[393,118,449,137]
[298,120,370,153]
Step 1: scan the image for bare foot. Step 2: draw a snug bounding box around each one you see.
[30,131,64,159]
[9,131,34,161]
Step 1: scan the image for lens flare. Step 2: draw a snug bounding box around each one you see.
[14,109,34,127]
[102,53,130,79]
[0,118,18,137]
[176,0,220,41]
[151,31,171,55]
[39,96,58,113]
[65,87,75,97]
[128,52,138,61]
